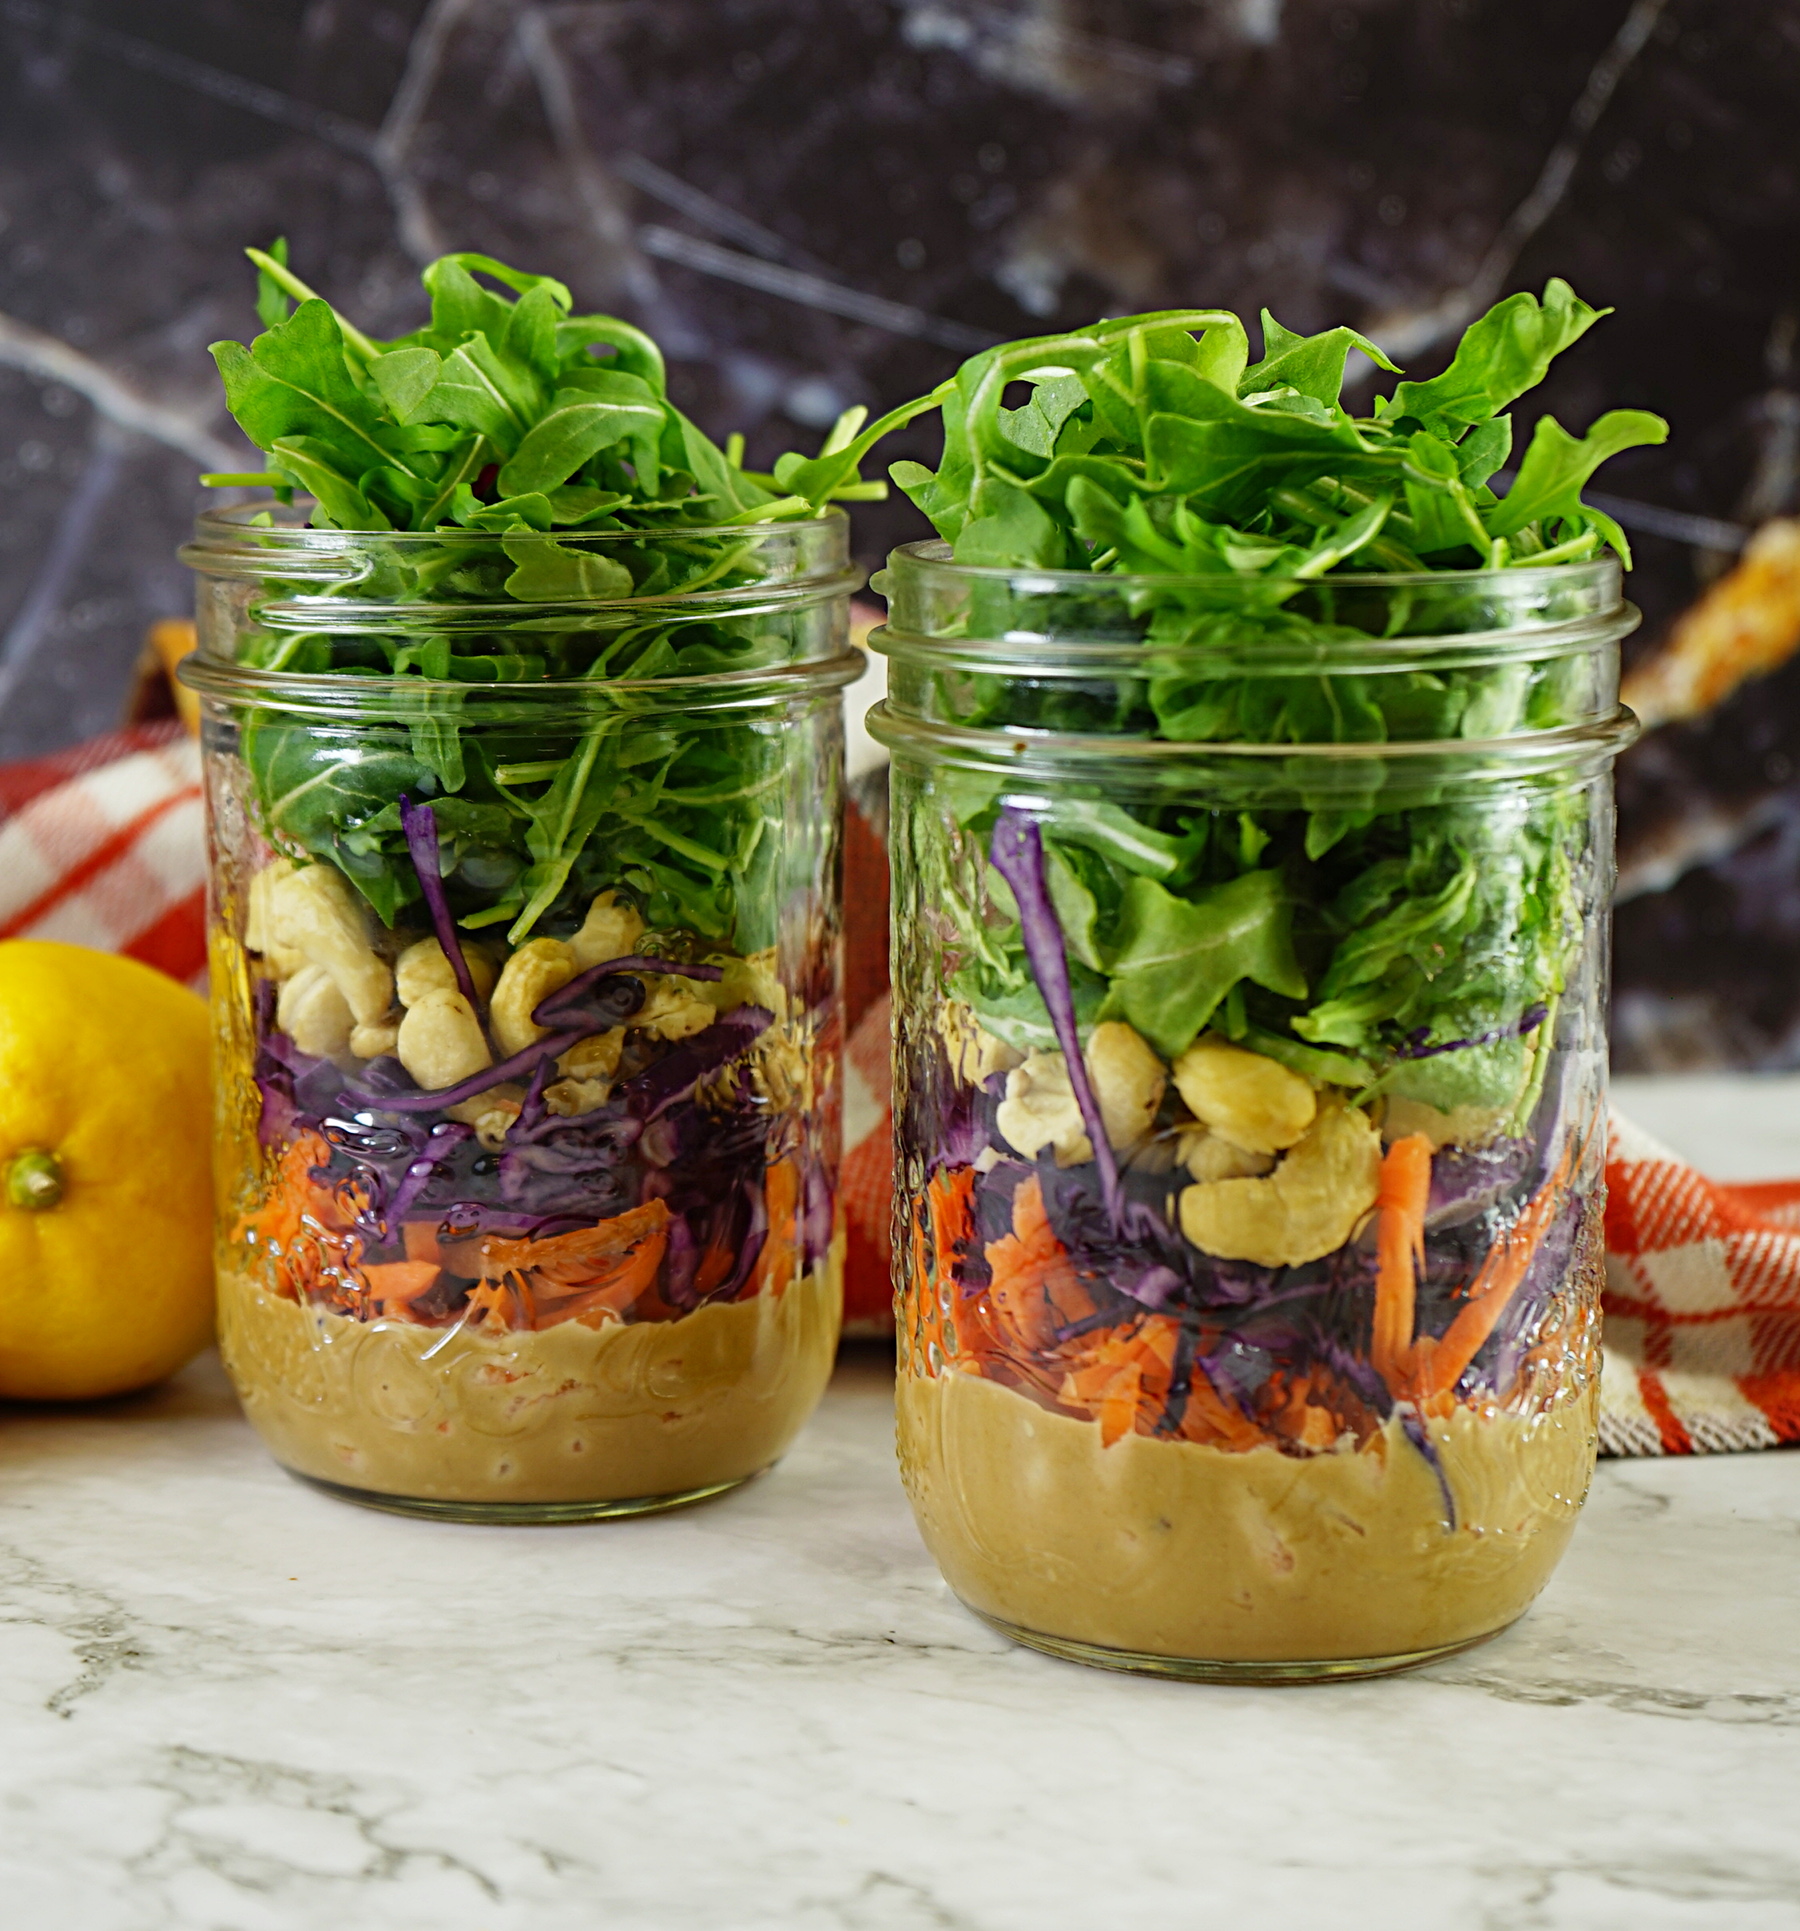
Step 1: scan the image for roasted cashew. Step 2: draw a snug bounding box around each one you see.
[996,1052,1089,1165]
[396,988,492,1092]
[544,1078,610,1117]
[396,935,498,1007]
[634,978,715,1041]
[1086,1022,1166,1153]
[706,946,788,1021]
[938,999,1024,1086]
[447,1082,525,1150]
[1172,1036,1316,1155]
[1179,1128,1276,1183]
[276,965,353,1058]
[1178,1097,1381,1267]
[245,860,306,976]
[349,1019,402,1060]
[490,938,577,1057]
[568,890,646,970]
[558,1030,624,1083]
[265,863,393,1025]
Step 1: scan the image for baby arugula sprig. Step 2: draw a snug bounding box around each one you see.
[886,279,1665,576]
[204,241,934,534]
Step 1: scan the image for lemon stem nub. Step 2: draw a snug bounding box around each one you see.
[7,1148,64,1211]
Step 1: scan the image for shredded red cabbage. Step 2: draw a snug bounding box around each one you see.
[989,808,1121,1225]
[398,795,479,1008]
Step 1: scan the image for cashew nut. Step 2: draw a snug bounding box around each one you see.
[447,1082,524,1150]
[245,860,306,976]
[265,863,393,1025]
[996,1027,1165,1167]
[350,1019,402,1060]
[568,890,645,970]
[1171,1036,1316,1155]
[558,1030,624,1083]
[543,1032,624,1117]
[489,938,577,1058]
[1086,1022,1166,1153]
[634,978,715,1041]
[396,988,493,1093]
[938,999,1024,1086]
[996,1052,1091,1166]
[1178,1097,1381,1267]
[1179,1127,1276,1183]
[707,946,788,1021]
[545,1078,610,1118]
[395,935,498,1008]
[276,965,353,1058]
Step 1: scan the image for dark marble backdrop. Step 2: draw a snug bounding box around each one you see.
[2,0,1797,1066]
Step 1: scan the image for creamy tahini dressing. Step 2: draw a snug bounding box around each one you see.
[220,1245,840,1505]
[898,1367,1597,1664]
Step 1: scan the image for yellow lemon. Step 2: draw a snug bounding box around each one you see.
[0,940,214,1400]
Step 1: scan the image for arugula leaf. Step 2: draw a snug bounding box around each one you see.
[1485,408,1669,561]
[212,300,423,487]
[1101,870,1306,1058]
[1380,279,1605,435]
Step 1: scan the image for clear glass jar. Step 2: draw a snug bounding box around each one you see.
[182,505,856,1521]
[872,542,1638,1680]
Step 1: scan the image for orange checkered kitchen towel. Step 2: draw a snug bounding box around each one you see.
[1601,1111,1800,1453]
[0,718,205,985]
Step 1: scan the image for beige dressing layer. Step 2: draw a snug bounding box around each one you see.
[220,1244,841,1505]
[898,1366,1597,1663]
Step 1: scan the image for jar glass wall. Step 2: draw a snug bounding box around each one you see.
[874,542,1637,1679]
[183,506,855,1521]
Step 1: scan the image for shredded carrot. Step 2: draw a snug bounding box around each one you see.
[911,1167,980,1374]
[1097,1363,1143,1447]
[361,1260,443,1319]
[235,1131,364,1304]
[745,1158,802,1301]
[983,1174,1095,1355]
[1408,1139,1574,1402]
[476,1198,672,1331]
[1371,1133,1433,1391]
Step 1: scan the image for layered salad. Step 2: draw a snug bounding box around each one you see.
[194,245,912,1509]
[880,284,1659,1663]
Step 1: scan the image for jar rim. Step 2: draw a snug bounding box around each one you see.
[178,645,867,715]
[879,537,1623,596]
[868,698,1641,776]
[188,499,850,549]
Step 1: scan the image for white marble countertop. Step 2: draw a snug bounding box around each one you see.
[4,1076,1799,1931]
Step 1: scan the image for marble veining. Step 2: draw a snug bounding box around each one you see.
[1,1331,1798,1930]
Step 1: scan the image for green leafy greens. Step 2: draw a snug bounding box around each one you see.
[882,283,1662,1099]
[201,244,922,951]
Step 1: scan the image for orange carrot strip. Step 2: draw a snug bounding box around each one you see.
[1413,1142,1572,1401]
[1372,1134,1433,1390]
[746,1158,802,1300]
[361,1260,442,1318]
[1097,1363,1142,1447]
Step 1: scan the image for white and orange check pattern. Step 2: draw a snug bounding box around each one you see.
[0,720,206,986]
[1600,1110,1800,1453]
[5,714,1795,1453]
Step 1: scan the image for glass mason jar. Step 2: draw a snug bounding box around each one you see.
[182,505,855,1521]
[872,542,1638,1680]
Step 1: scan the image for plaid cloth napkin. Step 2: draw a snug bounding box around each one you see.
[0,718,204,985]
[1602,1112,1800,1452]
[11,645,1794,1454]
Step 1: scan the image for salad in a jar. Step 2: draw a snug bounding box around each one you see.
[189,245,921,1515]
[878,282,1658,1667]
